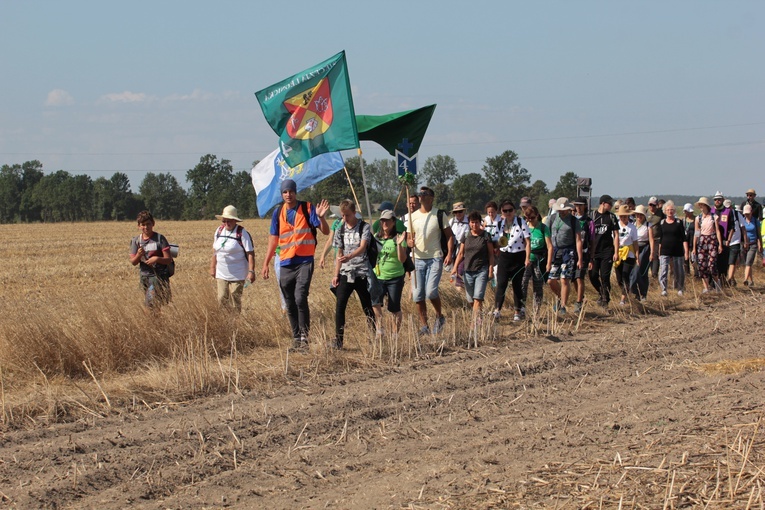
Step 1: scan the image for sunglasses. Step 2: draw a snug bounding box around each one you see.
[502,208,514,213]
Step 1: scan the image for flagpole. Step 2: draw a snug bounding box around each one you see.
[357,148,374,221]
[405,184,417,289]
[343,166,362,213]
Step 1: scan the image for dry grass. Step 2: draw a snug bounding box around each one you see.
[0,220,763,428]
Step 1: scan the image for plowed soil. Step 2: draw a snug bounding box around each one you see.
[1,294,764,509]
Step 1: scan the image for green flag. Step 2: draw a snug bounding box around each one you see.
[255,51,359,167]
[356,104,437,156]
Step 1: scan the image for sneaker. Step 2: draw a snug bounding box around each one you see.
[558,306,567,315]
[553,301,562,312]
[433,316,446,334]
[661,290,668,297]
[519,307,526,318]
[573,301,582,313]
[290,338,309,352]
[702,288,709,294]
[492,310,501,320]
[744,280,752,287]
[619,300,626,306]
[513,312,521,322]
[730,278,737,287]
[419,325,431,336]
[677,290,683,296]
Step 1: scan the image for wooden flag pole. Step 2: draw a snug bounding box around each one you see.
[405,184,417,289]
[343,166,362,213]
[357,148,374,222]
[393,185,405,211]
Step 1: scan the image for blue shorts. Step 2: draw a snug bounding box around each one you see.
[464,268,489,303]
[412,257,443,302]
[548,247,576,280]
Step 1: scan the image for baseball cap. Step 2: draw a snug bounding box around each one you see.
[683,203,693,213]
[380,210,395,220]
[599,194,614,205]
[378,201,394,212]
[648,196,658,206]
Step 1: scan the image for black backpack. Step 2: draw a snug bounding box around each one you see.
[339,219,378,267]
[436,209,450,256]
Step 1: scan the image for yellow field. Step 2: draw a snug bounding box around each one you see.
[0,220,473,426]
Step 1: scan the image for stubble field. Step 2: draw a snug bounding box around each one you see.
[0,219,763,509]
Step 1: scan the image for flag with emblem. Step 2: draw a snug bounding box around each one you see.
[251,149,345,217]
[255,51,358,168]
[356,104,437,156]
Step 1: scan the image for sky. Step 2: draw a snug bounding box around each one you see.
[1,0,763,200]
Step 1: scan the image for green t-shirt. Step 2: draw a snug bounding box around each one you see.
[529,223,550,261]
[376,236,407,280]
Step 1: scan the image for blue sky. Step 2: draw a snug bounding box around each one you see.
[1,0,763,199]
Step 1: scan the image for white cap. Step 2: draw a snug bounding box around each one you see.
[723,199,732,208]
[683,203,693,213]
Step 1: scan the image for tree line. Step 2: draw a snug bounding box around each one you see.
[0,150,579,223]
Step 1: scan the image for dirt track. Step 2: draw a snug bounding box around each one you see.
[1,294,764,509]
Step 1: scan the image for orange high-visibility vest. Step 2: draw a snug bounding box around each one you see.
[278,202,317,260]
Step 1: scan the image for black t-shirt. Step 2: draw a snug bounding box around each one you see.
[461,230,491,272]
[659,219,686,257]
[591,211,617,258]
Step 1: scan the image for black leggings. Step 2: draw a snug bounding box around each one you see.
[589,256,614,303]
[495,250,526,311]
[335,275,374,342]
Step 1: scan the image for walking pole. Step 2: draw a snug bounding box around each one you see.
[405,184,417,289]
[357,148,374,222]
[343,166,362,213]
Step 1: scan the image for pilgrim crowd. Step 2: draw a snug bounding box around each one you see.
[129,180,765,350]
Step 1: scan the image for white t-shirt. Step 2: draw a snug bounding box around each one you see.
[730,211,745,245]
[449,216,470,246]
[498,216,530,253]
[214,226,254,281]
[483,214,501,242]
[618,222,639,259]
[411,208,448,259]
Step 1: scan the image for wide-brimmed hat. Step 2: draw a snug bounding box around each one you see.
[554,198,574,211]
[634,205,648,217]
[696,197,712,208]
[452,202,466,213]
[215,205,242,222]
[746,188,756,195]
[615,204,634,216]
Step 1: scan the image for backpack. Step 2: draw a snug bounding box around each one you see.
[137,233,176,278]
[339,219,378,267]
[215,224,246,256]
[436,209,450,257]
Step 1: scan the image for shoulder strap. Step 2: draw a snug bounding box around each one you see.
[301,201,317,239]
[515,216,522,230]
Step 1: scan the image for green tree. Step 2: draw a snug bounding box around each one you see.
[482,150,531,205]
[451,173,491,212]
[93,177,113,221]
[551,171,579,200]
[364,158,402,206]
[0,164,22,223]
[230,170,258,218]
[300,156,364,214]
[139,172,187,220]
[528,179,549,209]
[185,154,234,219]
[108,172,133,220]
[19,160,44,222]
[421,155,458,210]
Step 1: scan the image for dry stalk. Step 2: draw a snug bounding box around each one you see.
[82,360,111,409]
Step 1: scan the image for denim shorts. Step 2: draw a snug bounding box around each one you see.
[412,257,443,302]
[548,247,576,280]
[463,268,489,303]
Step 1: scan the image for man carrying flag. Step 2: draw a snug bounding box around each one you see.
[261,179,330,351]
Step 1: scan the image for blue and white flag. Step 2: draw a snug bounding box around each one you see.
[251,149,345,217]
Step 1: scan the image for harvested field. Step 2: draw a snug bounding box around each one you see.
[0,221,763,508]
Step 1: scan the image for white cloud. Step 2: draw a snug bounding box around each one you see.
[45,89,74,106]
[99,91,151,103]
[164,88,216,102]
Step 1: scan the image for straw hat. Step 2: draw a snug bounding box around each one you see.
[633,205,648,217]
[696,197,712,209]
[452,202,466,213]
[215,205,242,222]
[615,204,634,216]
[746,188,756,195]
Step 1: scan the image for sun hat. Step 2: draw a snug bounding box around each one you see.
[280,179,297,193]
[648,196,659,206]
[452,202,466,213]
[554,198,574,211]
[683,203,694,213]
[380,210,395,220]
[743,204,752,215]
[746,188,756,195]
[378,201,394,212]
[215,205,242,222]
[713,191,724,200]
[599,194,614,206]
[634,205,648,217]
[615,204,634,216]
[696,197,712,208]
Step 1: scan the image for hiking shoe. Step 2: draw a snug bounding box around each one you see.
[661,290,668,297]
[290,338,309,352]
[619,300,626,307]
[419,325,431,336]
[433,316,446,334]
[491,310,501,320]
[701,288,709,294]
[744,280,752,287]
[677,290,684,296]
[573,302,583,313]
[513,312,521,322]
[558,306,567,315]
[519,307,526,318]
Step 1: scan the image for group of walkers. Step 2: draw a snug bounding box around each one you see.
[129,181,764,351]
